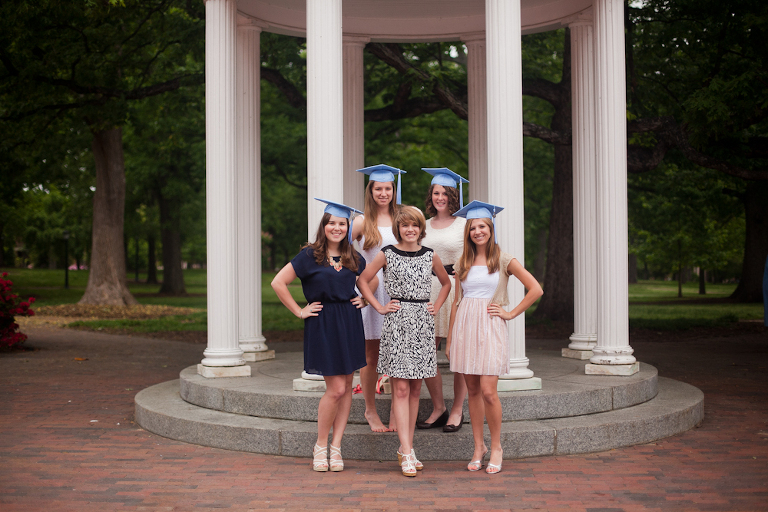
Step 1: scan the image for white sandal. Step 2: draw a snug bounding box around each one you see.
[312,444,328,472]
[329,444,344,472]
[397,448,423,471]
[400,450,417,477]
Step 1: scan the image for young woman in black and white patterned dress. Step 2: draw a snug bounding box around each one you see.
[358,206,451,477]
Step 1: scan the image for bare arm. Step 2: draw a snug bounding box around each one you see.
[428,253,452,315]
[445,273,461,360]
[357,252,399,315]
[351,215,364,242]
[270,263,322,319]
[487,258,543,321]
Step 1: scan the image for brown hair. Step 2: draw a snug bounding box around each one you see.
[361,180,398,250]
[454,218,500,282]
[305,213,360,272]
[392,205,427,244]
[424,184,461,217]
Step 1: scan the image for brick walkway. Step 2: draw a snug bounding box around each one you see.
[1,325,767,511]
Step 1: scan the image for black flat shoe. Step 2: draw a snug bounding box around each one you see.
[416,409,449,429]
[442,413,464,432]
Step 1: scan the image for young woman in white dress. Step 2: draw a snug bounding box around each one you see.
[446,201,543,475]
[418,168,469,433]
[350,164,404,432]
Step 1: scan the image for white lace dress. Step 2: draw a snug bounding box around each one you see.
[423,216,466,338]
[357,225,398,340]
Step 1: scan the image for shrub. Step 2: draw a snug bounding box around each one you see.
[0,272,35,348]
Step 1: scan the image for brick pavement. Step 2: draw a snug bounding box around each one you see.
[1,325,767,511]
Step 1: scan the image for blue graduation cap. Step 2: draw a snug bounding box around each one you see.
[356,164,407,205]
[453,200,505,242]
[314,198,363,243]
[422,167,470,208]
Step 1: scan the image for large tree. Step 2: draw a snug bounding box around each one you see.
[0,0,204,304]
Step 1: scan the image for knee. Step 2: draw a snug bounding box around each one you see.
[481,388,499,406]
[324,384,348,402]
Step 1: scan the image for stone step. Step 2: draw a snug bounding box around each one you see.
[135,376,703,461]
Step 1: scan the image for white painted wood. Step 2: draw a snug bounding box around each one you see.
[306,0,344,241]
[236,21,271,358]
[567,15,598,355]
[463,35,488,203]
[343,37,369,210]
[202,0,248,371]
[591,0,635,366]
[486,0,533,380]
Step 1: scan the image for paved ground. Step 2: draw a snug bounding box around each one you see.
[1,323,767,511]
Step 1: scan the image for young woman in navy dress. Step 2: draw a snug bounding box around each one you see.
[272,199,369,472]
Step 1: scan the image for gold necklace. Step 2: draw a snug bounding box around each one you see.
[328,255,342,272]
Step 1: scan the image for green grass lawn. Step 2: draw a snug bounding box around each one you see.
[4,268,764,334]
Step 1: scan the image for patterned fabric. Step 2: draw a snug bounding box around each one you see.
[377,246,437,379]
[357,226,398,340]
[423,217,466,338]
[450,270,510,376]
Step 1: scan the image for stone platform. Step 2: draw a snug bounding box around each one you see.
[135,350,703,461]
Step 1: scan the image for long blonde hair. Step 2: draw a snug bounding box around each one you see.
[362,180,398,250]
[454,218,500,282]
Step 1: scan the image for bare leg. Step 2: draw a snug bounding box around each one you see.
[316,374,352,447]
[391,378,415,454]
[361,338,388,432]
[420,337,447,424]
[329,374,354,448]
[446,372,467,427]
[480,375,503,468]
[463,374,488,465]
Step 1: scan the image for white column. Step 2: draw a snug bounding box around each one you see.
[587,0,638,375]
[343,37,368,210]
[486,0,539,390]
[563,16,598,360]
[463,35,488,203]
[200,0,249,378]
[295,0,344,391]
[306,0,344,241]
[236,21,274,363]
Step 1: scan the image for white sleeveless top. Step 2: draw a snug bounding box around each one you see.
[461,267,500,299]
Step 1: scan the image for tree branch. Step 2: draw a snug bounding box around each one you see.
[261,67,306,109]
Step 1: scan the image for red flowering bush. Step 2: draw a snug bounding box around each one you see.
[0,272,35,348]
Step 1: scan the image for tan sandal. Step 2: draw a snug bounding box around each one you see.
[312,443,328,472]
[397,448,423,470]
[329,444,344,472]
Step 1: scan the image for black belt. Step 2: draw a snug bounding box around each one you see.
[431,264,454,277]
[391,298,429,303]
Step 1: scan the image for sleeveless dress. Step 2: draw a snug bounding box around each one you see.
[423,216,466,338]
[358,225,398,340]
[449,266,510,376]
[291,247,367,376]
[377,246,437,380]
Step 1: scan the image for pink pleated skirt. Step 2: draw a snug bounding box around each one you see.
[449,297,509,376]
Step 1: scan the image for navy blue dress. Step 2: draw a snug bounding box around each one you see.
[291,247,367,376]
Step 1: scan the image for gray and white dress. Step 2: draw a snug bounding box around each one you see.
[376,245,437,380]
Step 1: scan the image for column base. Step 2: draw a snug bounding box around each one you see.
[562,348,594,360]
[497,377,541,392]
[243,350,275,362]
[585,362,640,376]
[197,364,252,379]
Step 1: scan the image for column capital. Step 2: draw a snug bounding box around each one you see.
[565,8,593,27]
[237,13,267,30]
[461,32,486,44]
[343,35,371,46]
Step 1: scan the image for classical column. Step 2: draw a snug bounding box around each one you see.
[306,0,344,241]
[486,0,539,390]
[463,34,488,203]
[296,0,344,391]
[199,0,250,378]
[236,21,274,363]
[343,37,369,210]
[563,15,598,360]
[587,0,638,375]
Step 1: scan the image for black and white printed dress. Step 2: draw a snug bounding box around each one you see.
[376,245,437,380]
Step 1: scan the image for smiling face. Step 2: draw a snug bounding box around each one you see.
[468,218,492,248]
[371,181,394,207]
[431,184,450,213]
[323,215,349,244]
[398,220,421,244]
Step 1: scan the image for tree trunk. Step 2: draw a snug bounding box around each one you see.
[628,253,638,283]
[79,127,138,305]
[158,193,186,295]
[146,234,158,284]
[677,240,683,298]
[730,180,768,302]
[533,229,547,280]
[699,269,706,295]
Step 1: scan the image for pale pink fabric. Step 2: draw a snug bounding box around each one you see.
[449,297,509,376]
